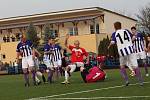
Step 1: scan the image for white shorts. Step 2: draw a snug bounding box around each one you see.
[68,62,84,73]
[22,55,34,69]
[43,59,54,70]
[53,60,62,68]
[136,51,146,59]
[119,53,138,68]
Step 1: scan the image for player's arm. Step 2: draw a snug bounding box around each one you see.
[83,49,89,64]
[142,35,147,51]
[108,32,116,49]
[65,34,70,48]
[34,48,42,57]
[16,44,21,63]
[43,44,52,55]
[29,41,36,58]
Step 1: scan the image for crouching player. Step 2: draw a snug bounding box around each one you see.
[81,66,106,83]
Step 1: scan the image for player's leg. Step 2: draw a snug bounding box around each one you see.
[36,71,46,83]
[44,60,54,83]
[61,64,76,84]
[119,56,129,86]
[129,54,143,86]
[80,67,89,83]
[35,59,46,83]
[58,60,64,76]
[34,58,42,85]
[126,61,135,76]
[140,52,149,76]
[53,61,60,80]
[28,56,37,85]
[22,58,30,87]
[146,56,150,76]
[77,62,87,82]
[47,62,54,83]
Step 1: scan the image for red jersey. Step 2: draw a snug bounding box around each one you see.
[86,66,105,83]
[69,45,88,63]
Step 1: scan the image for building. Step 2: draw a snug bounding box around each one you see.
[0,7,137,63]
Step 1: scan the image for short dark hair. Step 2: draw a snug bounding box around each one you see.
[48,37,55,40]
[131,26,136,30]
[114,22,121,30]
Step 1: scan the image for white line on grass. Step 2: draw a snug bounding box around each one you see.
[50,96,150,100]
[28,81,150,100]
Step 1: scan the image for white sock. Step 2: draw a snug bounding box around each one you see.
[65,71,69,81]
[35,76,40,82]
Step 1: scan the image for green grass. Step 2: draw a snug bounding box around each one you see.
[0,68,150,100]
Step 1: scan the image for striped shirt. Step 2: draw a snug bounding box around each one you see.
[16,40,33,57]
[44,44,62,61]
[51,44,62,61]
[132,33,145,53]
[111,29,134,57]
[44,44,53,61]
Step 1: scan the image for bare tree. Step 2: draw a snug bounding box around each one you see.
[137,3,150,34]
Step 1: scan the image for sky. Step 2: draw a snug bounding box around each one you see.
[0,0,149,19]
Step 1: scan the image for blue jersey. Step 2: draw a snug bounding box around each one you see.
[133,33,145,53]
[51,44,62,61]
[111,29,134,57]
[16,40,33,57]
[44,43,53,61]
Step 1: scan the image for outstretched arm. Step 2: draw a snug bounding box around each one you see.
[65,34,70,48]
[108,41,115,49]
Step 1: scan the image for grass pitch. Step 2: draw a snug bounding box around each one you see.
[0,68,150,100]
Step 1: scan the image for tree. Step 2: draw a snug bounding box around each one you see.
[98,35,110,55]
[137,3,150,34]
[43,23,53,44]
[98,35,119,58]
[26,23,40,48]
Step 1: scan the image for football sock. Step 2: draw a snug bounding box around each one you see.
[31,70,36,84]
[65,71,69,81]
[42,75,46,83]
[120,68,128,82]
[48,70,53,83]
[81,70,88,83]
[134,67,143,84]
[35,76,40,83]
[144,63,148,74]
[24,72,29,84]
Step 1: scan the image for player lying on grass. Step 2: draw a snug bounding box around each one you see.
[108,22,143,86]
[61,34,88,84]
[81,56,106,83]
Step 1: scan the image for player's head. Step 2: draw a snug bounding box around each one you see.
[21,33,27,42]
[114,22,122,30]
[131,26,137,35]
[74,40,80,49]
[48,37,55,45]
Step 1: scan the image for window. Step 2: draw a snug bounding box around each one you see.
[90,24,100,34]
[90,25,95,34]
[68,27,78,36]
[96,24,100,34]
[3,55,6,59]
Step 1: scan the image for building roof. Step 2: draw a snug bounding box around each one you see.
[0,7,137,22]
